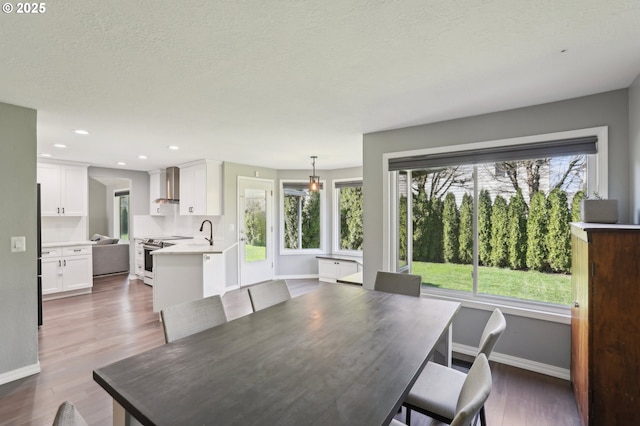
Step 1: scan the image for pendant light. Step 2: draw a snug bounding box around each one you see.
[309,155,320,192]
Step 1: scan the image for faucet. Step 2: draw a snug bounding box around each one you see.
[199,220,213,245]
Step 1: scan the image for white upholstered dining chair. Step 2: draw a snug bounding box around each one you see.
[392,353,492,426]
[160,295,228,343]
[247,279,291,312]
[404,309,506,426]
[374,271,421,297]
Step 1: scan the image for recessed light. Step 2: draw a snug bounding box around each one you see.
[117,162,126,166]
[168,145,179,150]
[39,153,52,157]
[53,144,67,149]
[138,155,148,159]
[74,129,89,135]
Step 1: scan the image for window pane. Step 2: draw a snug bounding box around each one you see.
[283,187,321,250]
[244,188,267,262]
[476,155,586,305]
[119,195,129,240]
[338,186,363,251]
[411,166,474,293]
[397,171,408,270]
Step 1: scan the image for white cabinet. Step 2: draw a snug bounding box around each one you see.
[179,160,223,216]
[149,169,172,216]
[37,162,88,216]
[134,239,145,279]
[318,258,360,283]
[41,245,93,298]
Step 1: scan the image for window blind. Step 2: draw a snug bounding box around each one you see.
[114,190,130,197]
[334,180,362,189]
[388,135,598,171]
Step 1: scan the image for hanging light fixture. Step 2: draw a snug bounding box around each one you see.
[309,155,320,192]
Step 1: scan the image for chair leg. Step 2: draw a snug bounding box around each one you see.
[405,406,411,425]
[479,405,486,426]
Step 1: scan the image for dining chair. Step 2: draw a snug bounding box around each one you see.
[393,354,492,426]
[52,401,88,426]
[247,279,291,312]
[374,271,421,297]
[160,295,227,343]
[404,309,506,426]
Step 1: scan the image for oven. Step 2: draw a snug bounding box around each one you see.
[142,240,175,286]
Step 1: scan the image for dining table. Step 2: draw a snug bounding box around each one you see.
[93,284,460,426]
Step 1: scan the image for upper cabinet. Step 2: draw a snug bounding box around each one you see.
[37,162,88,216]
[179,160,223,216]
[149,169,169,216]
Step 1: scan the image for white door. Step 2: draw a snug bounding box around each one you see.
[238,177,274,286]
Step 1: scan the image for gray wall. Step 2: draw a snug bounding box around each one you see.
[0,101,38,376]
[630,74,640,223]
[363,89,630,370]
[88,178,108,236]
[88,167,150,274]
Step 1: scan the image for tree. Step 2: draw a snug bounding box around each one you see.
[547,189,571,273]
[458,193,473,264]
[507,189,527,270]
[571,190,586,222]
[442,192,459,263]
[490,195,509,267]
[526,191,549,271]
[339,187,363,250]
[283,195,299,249]
[301,191,320,248]
[478,189,492,266]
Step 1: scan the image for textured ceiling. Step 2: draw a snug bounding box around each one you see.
[1,0,640,171]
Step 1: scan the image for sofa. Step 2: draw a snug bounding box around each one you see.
[90,234,130,276]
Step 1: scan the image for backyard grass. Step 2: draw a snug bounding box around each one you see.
[245,244,266,262]
[412,261,572,306]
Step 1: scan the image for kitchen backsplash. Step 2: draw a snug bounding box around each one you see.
[133,214,224,241]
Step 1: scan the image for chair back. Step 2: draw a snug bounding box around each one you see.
[374,271,421,297]
[477,308,506,358]
[161,295,227,343]
[248,279,291,312]
[52,401,88,426]
[450,354,492,426]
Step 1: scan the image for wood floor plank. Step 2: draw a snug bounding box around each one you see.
[0,275,580,426]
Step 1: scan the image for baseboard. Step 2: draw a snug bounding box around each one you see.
[0,362,41,386]
[225,284,241,292]
[453,343,570,381]
[275,274,319,280]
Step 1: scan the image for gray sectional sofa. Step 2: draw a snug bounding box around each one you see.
[91,234,130,276]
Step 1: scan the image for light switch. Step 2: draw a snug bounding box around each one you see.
[11,236,26,253]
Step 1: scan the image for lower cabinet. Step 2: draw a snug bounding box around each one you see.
[41,245,93,298]
[318,258,360,283]
[134,239,145,279]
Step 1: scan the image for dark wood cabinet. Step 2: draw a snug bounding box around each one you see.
[570,223,640,426]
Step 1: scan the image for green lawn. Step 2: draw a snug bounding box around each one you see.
[245,244,266,262]
[412,261,572,306]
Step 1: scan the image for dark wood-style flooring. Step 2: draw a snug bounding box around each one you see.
[0,274,580,426]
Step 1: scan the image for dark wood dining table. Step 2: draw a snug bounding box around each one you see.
[93,285,460,426]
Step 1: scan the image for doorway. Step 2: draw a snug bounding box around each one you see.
[238,177,274,286]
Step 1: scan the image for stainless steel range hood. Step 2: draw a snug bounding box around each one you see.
[154,166,180,204]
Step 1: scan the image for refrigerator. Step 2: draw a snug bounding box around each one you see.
[37,183,42,326]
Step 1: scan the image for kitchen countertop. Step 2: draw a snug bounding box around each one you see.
[43,240,95,248]
[151,240,238,255]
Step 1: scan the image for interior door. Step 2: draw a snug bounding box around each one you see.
[238,177,274,286]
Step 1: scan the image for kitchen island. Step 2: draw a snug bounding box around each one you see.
[151,240,237,314]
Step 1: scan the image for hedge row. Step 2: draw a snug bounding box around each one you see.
[414,189,585,273]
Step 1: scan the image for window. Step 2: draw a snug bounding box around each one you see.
[114,190,129,241]
[387,127,607,309]
[333,179,363,254]
[280,181,324,253]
